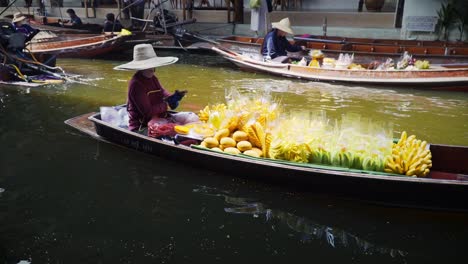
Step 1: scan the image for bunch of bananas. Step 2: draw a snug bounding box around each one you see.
[384,131,432,177]
[308,147,331,165]
[220,115,240,132]
[198,103,227,122]
[269,140,310,163]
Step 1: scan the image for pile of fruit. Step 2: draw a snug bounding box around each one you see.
[384,131,432,177]
[185,92,432,178]
[188,93,279,158]
[268,112,394,172]
[414,60,431,70]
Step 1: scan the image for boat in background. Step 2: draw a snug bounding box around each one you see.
[0,21,69,86]
[31,14,103,34]
[27,32,131,58]
[211,47,468,92]
[2,13,103,34]
[65,111,468,212]
[217,35,468,64]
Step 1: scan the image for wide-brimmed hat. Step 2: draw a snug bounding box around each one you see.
[114,44,178,71]
[12,12,26,23]
[272,17,294,35]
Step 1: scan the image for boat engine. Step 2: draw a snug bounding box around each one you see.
[0,21,57,82]
[152,8,178,29]
[0,21,25,50]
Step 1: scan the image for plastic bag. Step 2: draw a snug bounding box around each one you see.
[100,106,129,128]
[171,112,200,125]
[148,117,177,138]
[335,53,354,69]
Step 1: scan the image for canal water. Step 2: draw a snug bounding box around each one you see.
[1,51,467,264]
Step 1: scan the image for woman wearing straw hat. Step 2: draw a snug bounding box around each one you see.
[114,44,187,134]
[12,12,39,40]
[261,17,304,61]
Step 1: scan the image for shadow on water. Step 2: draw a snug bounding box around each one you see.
[194,186,408,258]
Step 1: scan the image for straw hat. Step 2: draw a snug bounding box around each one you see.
[272,17,294,35]
[12,12,26,23]
[114,44,178,71]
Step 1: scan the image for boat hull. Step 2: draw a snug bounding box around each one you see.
[27,34,128,58]
[218,35,468,64]
[65,112,468,212]
[214,47,468,91]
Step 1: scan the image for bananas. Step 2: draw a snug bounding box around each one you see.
[198,104,227,122]
[269,140,310,163]
[196,94,434,177]
[384,131,432,177]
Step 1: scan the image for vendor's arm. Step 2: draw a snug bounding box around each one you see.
[285,40,303,53]
[262,31,277,58]
[151,78,171,115]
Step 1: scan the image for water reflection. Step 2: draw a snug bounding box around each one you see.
[193,186,407,259]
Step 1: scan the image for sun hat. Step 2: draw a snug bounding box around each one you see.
[272,17,294,35]
[114,44,178,71]
[12,12,26,23]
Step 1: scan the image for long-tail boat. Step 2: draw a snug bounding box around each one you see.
[65,111,468,212]
[217,35,468,63]
[31,14,104,34]
[211,47,468,92]
[0,21,68,85]
[27,32,130,58]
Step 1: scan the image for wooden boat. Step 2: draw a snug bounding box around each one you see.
[27,33,130,58]
[30,15,104,34]
[121,19,216,52]
[2,13,101,34]
[217,35,468,63]
[212,47,468,92]
[0,75,64,86]
[65,111,468,212]
[0,22,67,84]
[292,34,468,48]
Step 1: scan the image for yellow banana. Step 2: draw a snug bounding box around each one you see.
[400,131,407,143]
[406,168,417,176]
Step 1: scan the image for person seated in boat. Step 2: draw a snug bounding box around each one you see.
[261,17,305,62]
[114,44,188,134]
[103,13,123,33]
[12,12,39,42]
[63,9,83,27]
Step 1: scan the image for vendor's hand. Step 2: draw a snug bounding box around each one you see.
[301,46,306,50]
[166,90,188,110]
[175,89,188,97]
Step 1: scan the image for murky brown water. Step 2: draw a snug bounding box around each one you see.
[0,52,467,264]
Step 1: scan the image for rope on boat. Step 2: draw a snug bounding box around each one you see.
[175,38,188,52]
[8,64,27,81]
[0,45,82,84]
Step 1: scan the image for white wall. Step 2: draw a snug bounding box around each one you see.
[401,0,464,41]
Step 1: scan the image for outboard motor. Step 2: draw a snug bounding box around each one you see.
[153,9,178,29]
[0,21,17,49]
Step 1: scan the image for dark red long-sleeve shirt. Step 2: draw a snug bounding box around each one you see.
[127,71,171,131]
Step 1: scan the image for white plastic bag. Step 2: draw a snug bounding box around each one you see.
[100,106,129,127]
[171,112,200,125]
